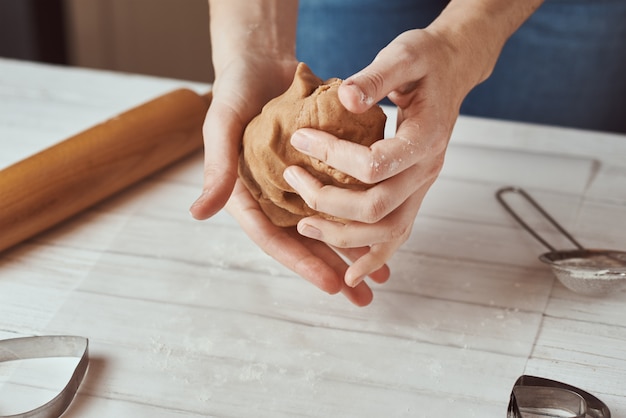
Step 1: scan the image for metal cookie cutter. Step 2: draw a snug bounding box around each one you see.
[0,335,89,418]
[508,375,611,418]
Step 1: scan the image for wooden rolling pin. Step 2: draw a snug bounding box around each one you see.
[0,88,211,253]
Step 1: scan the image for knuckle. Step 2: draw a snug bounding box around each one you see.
[335,237,350,248]
[363,150,387,183]
[388,221,411,243]
[431,135,449,155]
[364,70,386,96]
[371,246,393,266]
[427,152,446,179]
[390,41,416,65]
[361,193,389,223]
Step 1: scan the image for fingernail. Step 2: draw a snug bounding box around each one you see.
[297,222,322,240]
[190,190,208,209]
[344,78,373,106]
[282,167,300,190]
[189,190,209,219]
[347,275,364,288]
[290,130,311,153]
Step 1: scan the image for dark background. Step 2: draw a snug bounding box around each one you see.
[0,0,68,65]
[0,0,213,82]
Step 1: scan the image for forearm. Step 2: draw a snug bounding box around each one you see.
[208,0,298,77]
[428,0,544,88]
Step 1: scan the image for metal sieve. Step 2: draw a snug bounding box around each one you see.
[496,186,626,296]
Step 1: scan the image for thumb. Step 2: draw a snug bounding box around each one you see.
[338,36,423,113]
[189,102,242,220]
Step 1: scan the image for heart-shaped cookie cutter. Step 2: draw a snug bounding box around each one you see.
[508,375,611,418]
[0,335,89,418]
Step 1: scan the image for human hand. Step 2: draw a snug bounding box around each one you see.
[225,180,390,306]
[189,54,390,306]
[189,55,298,219]
[189,1,395,306]
[281,28,487,287]
[193,0,541,301]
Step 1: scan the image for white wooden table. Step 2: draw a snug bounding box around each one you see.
[1,57,625,417]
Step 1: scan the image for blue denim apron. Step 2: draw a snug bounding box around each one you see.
[296,0,626,132]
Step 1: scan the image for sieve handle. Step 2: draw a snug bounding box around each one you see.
[495,186,585,253]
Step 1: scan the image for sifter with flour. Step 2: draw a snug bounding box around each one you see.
[496,186,626,296]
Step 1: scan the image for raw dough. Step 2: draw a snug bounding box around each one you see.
[238,62,387,227]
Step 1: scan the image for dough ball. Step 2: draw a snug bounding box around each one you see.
[238,62,387,227]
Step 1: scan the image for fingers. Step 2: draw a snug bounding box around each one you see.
[291,128,421,184]
[344,244,398,288]
[226,181,341,293]
[284,147,442,224]
[284,166,408,224]
[298,185,426,248]
[338,31,429,113]
[290,114,447,186]
[297,184,432,287]
[189,101,243,220]
[225,181,375,306]
[335,246,392,285]
[339,281,374,307]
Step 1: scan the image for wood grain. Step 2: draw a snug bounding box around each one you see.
[0,88,211,253]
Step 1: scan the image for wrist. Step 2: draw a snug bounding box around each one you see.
[209,0,298,77]
[427,0,543,90]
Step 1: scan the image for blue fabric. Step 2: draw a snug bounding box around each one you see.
[296,0,626,133]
